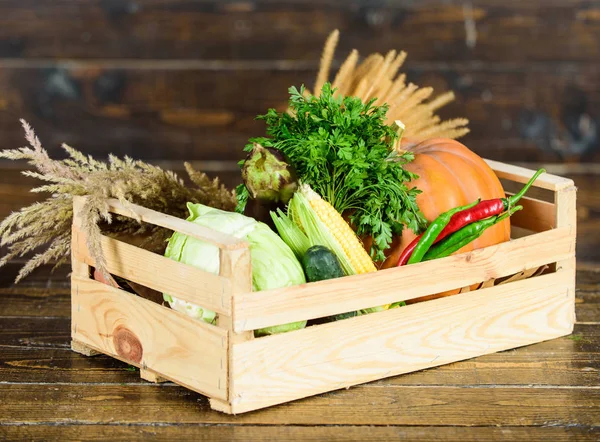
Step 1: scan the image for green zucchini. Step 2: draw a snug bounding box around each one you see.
[302,245,355,322]
[302,245,345,282]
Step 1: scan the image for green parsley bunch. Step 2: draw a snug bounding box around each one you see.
[239,83,427,261]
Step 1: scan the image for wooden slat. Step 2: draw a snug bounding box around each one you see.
[508,195,556,232]
[0,317,70,348]
[105,199,245,249]
[72,226,232,315]
[488,160,575,191]
[1,323,598,384]
[2,424,598,442]
[6,272,598,336]
[575,268,600,323]
[1,64,599,164]
[0,347,149,384]
[0,0,598,64]
[0,287,70,316]
[2,383,600,426]
[234,227,575,332]
[230,271,574,413]
[71,276,228,401]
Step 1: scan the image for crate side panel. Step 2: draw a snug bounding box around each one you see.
[71,276,228,401]
[230,271,573,414]
[234,227,575,332]
[72,227,232,315]
[507,195,555,232]
[105,198,245,249]
[485,160,575,191]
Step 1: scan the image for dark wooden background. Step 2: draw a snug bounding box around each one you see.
[0,0,598,170]
[0,0,599,263]
[1,3,600,439]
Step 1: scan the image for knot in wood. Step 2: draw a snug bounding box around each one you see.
[113,326,143,363]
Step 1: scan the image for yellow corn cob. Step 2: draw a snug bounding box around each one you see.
[301,185,376,275]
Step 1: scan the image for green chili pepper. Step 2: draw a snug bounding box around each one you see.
[422,205,523,261]
[407,199,480,265]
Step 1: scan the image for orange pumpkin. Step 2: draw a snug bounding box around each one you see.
[375,138,511,302]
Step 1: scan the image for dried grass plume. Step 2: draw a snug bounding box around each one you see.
[0,120,236,282]
[311,30,470,141]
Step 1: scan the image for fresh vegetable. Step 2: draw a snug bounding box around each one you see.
[237,143,298,212]
[407,199,480,265]
[276,183,377,276]
[276,185,389,314]
[330,311,359,320]
[397,168,546,266]
[302,245,346,283]
[244,83,427,261]
[423,205,523,261]
[270,208,311,260]
[377,138,511,270]
[163,202,307,336]
[302,246,359,322]
[390,301,407,309]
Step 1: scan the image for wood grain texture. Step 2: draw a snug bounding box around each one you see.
[0,287,70,317]
[1,383,599,426]
[71,339,100,357]
[487,160,575,191]
[508,195,555,232]
[73,226,234,315]
[0,317,71,348]
[0,0,596,414]
[215,246,254,410]
[1,424,599,442]
[1,323,598,385]
[71,276,228,400]
[577,268,600,323]
[11,314,600,351]
[0,0,598,64]
[0,347,149,384]
[230,271,574,413]
[104,198,246,249]
[0,62,598,163]
[234,227,574,331]
[140,368,167,383]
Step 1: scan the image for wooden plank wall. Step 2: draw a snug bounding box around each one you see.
[0,0,598,167]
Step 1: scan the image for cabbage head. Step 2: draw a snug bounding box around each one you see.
[164,203,307,336]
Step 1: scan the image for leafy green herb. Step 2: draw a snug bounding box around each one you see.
[247,83,427,261]
[235,183,249,214]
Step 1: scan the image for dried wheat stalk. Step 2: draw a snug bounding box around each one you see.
[0,120,236,282]
[313,30,470,141]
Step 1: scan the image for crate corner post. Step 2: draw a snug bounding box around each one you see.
[554,182,577,332]
[211,245,254,414]
[71,196,94,356]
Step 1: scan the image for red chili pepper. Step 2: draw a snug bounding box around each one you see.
[397,168,545,266]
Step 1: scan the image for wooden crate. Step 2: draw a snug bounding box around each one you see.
[70,160,577,414]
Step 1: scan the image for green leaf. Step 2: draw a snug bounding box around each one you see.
[245,82,427,258]
[235,184,249,214]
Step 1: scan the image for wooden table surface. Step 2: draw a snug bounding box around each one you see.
[1,164,599,441]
